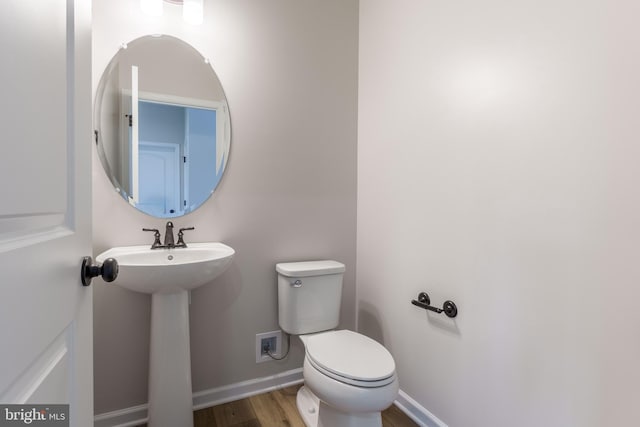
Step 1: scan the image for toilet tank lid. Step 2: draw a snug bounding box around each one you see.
[276,260,345,277]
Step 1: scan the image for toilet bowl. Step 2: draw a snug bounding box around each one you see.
[297,330,399,427]
[276,261,399,427]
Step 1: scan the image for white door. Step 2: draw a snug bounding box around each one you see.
[138,141,182,217]
[0,1,93,426]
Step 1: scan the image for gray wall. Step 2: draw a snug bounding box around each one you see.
[92,0,358,414]
[358,0,640,426]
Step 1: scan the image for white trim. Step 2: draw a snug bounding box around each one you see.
[183,108,190,209]
[140,91,223,111]
[130,65,139,204]
[93,404,148,427]
[120,88,224,111]
[394,389,448,427]
[192,368,304,410]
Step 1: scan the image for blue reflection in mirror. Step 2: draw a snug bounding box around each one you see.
[136,100,222,218]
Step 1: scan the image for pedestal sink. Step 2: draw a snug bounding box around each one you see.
[97,242,234,427]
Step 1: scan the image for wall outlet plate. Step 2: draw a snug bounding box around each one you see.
[255,330,282,363]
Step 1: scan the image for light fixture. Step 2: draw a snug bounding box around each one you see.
[140,0,203,25]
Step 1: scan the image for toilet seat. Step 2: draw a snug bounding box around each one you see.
[305,330,396,388]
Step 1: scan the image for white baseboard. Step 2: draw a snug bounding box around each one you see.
[192,368,304,410]
[93,368,304,427]
[394,389,448,427]
[94,403,148,427]
[94,368,447,427]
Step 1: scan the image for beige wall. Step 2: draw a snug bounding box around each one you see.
[92,0,358,414]
[358,0,640,426]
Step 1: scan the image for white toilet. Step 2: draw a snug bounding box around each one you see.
[277,260,399,427]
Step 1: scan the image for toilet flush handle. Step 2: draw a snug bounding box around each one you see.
[291,279,302,288]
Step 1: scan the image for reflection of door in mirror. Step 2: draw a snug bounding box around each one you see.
[131,99,222,217]
[138,141,181,217]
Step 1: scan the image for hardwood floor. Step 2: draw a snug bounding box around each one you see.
[137,384,418,427]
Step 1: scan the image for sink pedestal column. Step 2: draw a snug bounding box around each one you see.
[148,291,193,427]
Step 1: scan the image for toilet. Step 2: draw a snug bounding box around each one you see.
[277,260,399,427]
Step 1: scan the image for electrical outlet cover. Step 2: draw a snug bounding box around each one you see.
[255,330,282,363]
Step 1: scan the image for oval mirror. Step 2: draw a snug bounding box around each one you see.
[94,35,231,218]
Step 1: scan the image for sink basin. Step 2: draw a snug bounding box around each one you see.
[96,242,234,294]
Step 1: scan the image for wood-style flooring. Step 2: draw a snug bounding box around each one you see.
[137,384,418,427]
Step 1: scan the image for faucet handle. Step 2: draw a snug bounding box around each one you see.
[143,228,162,249]
[176,227,195,247]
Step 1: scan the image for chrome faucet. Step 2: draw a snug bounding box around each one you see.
[143,221,194,249]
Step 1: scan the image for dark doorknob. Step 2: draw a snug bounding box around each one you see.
[81,256,119,286]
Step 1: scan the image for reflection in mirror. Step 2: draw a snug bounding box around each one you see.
[94,35,230,218]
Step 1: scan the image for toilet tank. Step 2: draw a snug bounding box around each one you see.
[277,260,345,335]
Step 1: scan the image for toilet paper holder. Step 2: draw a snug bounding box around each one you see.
[411,292,458,318]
